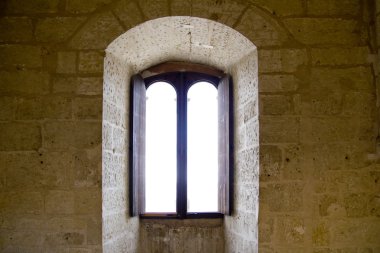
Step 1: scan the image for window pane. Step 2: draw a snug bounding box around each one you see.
[187,82,218,212]
[145,82,177,213]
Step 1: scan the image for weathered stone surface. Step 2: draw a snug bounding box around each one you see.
[66,0,113,13]
[283,18,362,45]
[46,190,75,214]
[311,47,369,66]
[259,49,307,73]
[5,0,60,14]
[35,17,86,43]
[73,97,102,119]
[259,74,298,93]
[112,0,143,29]
[260,183,303,212]
[73,146,101,187]
[78,51,104,73]
[0,45,43,68]
[276,216,305,244]
[44,121,101,149]
[251,0,304,16]
[0,70,50,95]
[260,95,294,115]
[0,17,33,42]
[260,116,299,143]
[0,97,15,120]
[0,122,41,150]
[69,12,124,49]
[307,0,361,16]
[235,7,288,47]
[1,191,44,214]
[16,96,72,120]
[260,145,282,181]
[56,51,77,74]
[53,77,103,95]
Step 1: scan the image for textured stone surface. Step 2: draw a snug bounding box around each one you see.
[0,1,379,253]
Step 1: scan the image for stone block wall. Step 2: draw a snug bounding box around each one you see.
[0,0,379,253]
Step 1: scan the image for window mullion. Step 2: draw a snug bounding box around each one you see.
[177,73,187,218]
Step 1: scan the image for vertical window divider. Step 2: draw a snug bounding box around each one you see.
[177,72,187,218]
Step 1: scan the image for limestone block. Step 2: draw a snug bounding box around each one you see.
[102,152,125,189]
[235,147,259,184]
[251,0,304,16]
[283,18,361,45]
[344,193,369,217]
[103,102,125,128]
[259,49,307,73]
[276,216,305,244]
[0,122,41,150]
[170,0,192,16]
[0,17,33,42]
[259,145,282,181]
[329,220,368,245]
[191,0,246,27]
[56,51,76,74]
[1,151,72,189]
[66,0,113,13]
[78,51,104,73]
[234,7,288,47]
[259,74,298,93]
[260,116,299,143]
[137,0,169,20]
[103,188,127,214]
[16,96,72,120]
[0,45,43,68]
[112,0,143,29]
[311,47,369,66]
[310,67,373,92]
[73,97,102,119]
[45,232,85,246]
[112,127,126,154]
[258,216,274,243]
[282,145,303,180]
[260,183,303,212]
[369,195,380,216]
[307,0,361,16]
[245,118,259,148]
[260,95,294,115]
[1,191,44,214]
[69,12,124,49]
[87,216,102,245]
[102,122,113,151]
[0,70,49,95]
[318,194,341,216]
[0,96,15,120]
[300,91,342,116]
[44,121,101,149]
[0,230,44,247]
[74,189,101,214]
[311,224,329,247]
[5,0,59,13]
[46,190,75,214]
[53,77,103,95]
[35,17,86,43]
[244,99,258,123]
[74,146,101,188]
[342,92,375,117]
[45,217,86,231]
[301,117,358,143]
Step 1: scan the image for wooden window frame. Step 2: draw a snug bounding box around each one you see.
[130,62,233,219]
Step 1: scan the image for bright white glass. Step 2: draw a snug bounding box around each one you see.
[187,82,218,212]
[145,82,177,213]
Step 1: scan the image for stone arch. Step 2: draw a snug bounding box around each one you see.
[102,16,263,252]
[68,1,291,50]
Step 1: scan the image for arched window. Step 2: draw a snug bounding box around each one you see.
[130,62,233,218]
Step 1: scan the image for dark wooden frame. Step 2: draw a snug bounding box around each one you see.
[130,62,233,219]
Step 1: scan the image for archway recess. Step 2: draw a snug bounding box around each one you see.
[102,16,258,253]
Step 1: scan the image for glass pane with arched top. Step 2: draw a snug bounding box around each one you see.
[187,82,218,212]
[145,82,177,213]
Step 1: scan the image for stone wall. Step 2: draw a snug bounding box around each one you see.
[0,0,379,253]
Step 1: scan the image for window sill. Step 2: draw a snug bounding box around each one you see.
[140,213,224,220]
[140,216,224,227]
